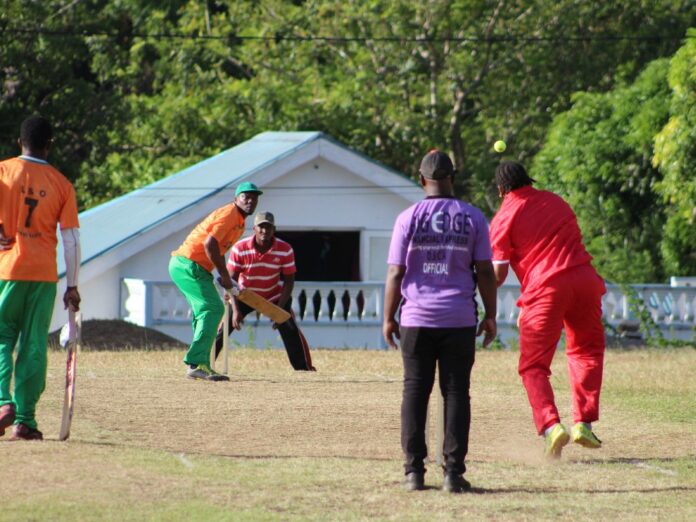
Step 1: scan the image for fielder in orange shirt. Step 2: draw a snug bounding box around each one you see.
[169,181,261,381]
[0,116,81,440]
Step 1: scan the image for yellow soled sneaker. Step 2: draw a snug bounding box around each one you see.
[544,423,570,459]
[571,423,602,449]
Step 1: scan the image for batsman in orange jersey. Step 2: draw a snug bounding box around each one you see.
[169,181,261,381]
[0,116,81,441]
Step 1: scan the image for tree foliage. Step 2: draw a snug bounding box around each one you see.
[533,32,696,282]
[1,1,695,278]
[652,28,696,275]
[3,1,692,204]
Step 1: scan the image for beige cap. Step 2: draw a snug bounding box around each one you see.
[254,211,275,226]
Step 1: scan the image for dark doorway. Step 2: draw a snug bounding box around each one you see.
[277,231,360,281]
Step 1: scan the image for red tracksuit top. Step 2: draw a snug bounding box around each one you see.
[489,185,593,305]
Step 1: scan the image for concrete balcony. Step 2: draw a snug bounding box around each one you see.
[121,279,696,349]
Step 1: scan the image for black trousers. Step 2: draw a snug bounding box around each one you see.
[400,326,476,475]
[214,299,315,371]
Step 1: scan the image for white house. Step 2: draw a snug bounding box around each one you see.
[53,131,423,347]
[53,131,696,348]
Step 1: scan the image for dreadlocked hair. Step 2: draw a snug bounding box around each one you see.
[495,161,535,194]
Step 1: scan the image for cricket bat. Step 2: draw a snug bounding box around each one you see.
[222,299,229,374]
[237,288,291,324]
[426,366,445,465]
[434,385,445,466]
[218,277,291,324]
[59,309,81,441]
[210,299,230,373]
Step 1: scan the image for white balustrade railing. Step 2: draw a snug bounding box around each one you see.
[121,280,386,327]
[121,279,696,344]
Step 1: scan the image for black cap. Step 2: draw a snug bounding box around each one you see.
[419,150,454,180]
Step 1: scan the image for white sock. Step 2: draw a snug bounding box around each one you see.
[544,423,560,437]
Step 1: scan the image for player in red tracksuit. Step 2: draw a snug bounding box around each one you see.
[489,161,605,459]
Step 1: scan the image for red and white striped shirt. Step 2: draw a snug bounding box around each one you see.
[227,236,296,302]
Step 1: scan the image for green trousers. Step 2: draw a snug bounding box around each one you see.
[168,256,224,367]
[0,280,56,430]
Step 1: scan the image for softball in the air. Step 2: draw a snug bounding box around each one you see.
[494,140,506,153]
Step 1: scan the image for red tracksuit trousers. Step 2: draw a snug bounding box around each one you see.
[518,264,606,435]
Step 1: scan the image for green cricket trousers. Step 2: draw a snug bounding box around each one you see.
[0,280,56,430]
[168,256,224,367]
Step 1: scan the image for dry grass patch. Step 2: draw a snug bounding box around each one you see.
[0,348,694,521]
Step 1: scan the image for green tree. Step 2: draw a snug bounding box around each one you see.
[653,28,696,275]
[532,60,672,283]
[234,0,694,212]
[0,0,138,187]
[2,0,694,213]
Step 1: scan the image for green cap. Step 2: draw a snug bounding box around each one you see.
[235,181,263,197]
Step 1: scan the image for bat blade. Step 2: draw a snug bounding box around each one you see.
[237,289,291,324]
[59,310,80,441]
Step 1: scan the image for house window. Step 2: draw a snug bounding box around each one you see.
[277,231,360,281]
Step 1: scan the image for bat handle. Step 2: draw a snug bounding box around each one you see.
[68,307,80,329]
[217,276,240,296]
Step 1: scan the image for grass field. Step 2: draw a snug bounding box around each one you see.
[1,347,695,521]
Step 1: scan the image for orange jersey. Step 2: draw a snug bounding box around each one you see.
[0,157,79,282]
[172,203,246,272]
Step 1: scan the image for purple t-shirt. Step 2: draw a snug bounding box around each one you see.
[387,196,492,328]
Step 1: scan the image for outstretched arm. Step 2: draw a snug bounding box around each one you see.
[474,260,497,347]
[61,227,81,311]
[383,264,405,350]
[277,273,294,310]
[493,262,509,287]
[204,235,233,289]
[228,273,245,330]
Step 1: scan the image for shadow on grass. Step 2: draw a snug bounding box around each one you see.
[56,440,696,471]
[470,486,696,494]
[70,438,399,462]
[573,456,690,465]
[228,377,401,384]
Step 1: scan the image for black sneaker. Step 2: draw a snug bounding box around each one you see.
[443,473,471,493]
[404,471,425,491]
[186,364,230,382]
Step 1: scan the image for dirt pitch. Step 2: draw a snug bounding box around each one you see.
[0,347,694,521]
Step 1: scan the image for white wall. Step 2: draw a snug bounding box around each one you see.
[50,145,420,331]
[259,158,412,232]
[51,266,121,331]
[119,229,189,282]
[113,156,415,287]
[364,233,392,282]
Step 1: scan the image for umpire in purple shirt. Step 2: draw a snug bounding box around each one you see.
[383,150,497,493]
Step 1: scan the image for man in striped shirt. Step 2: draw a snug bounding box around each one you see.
[214,211,314,371]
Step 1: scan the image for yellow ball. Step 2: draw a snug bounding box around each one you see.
[494,140,506,153]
